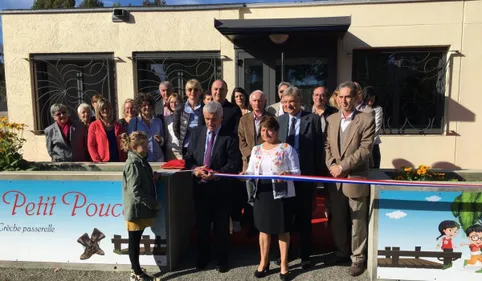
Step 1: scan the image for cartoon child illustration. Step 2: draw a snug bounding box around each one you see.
[436,220,460,253]
[461,224,482,272]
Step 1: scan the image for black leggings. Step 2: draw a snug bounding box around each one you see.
[129,229,145,275]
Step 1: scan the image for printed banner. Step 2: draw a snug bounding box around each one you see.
[377,189,482,280]
[0,180,167,266]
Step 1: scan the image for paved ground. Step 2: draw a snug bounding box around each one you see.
[0,247,370,281]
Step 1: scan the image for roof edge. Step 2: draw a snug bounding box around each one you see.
[245,0,466,9]
[0,3,245,15]
[0,0,469,15]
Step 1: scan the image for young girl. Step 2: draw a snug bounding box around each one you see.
[436,220,460,252]
[121,131,161,281]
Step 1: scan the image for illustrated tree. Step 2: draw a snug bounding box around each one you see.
[451,192,482,232]
[32,0,76,9]
[142,0,166,6]
[78,0,104,7]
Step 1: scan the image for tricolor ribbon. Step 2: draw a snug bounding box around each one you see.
[212,172,482,188]
[167,167,481,188]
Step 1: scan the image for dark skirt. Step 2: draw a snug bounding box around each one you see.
[253,182,294,235]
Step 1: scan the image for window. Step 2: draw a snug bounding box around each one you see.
[134,52,222,100]
[352,48,448,134]
[32,54,117,132]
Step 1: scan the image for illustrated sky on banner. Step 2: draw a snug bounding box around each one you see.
[377,190,482,280]
[0,180,167,266]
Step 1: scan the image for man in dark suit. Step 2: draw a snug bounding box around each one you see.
[277,87,323,269]
[312,85,338,186]
[184,101,241,273]
[211,79,242,134]
[211,79,243,230]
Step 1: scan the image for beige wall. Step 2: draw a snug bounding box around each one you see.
[3,0,482,169]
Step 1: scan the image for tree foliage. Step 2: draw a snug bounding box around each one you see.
[142,0,166,6]
[112,2,121,7]
[32,0,76,9]
[78,0,104,7]
[451,192,482,232]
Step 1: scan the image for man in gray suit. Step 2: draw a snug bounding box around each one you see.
[277,87,322,269]
[324,81,375,276]
[267,82,291,116]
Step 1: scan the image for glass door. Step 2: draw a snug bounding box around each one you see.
[237,50,333,107]
[236,51,277,105]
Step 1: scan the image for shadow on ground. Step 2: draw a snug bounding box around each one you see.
[160,246,369,281]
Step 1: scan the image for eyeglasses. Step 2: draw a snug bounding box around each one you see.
[470,235,481,242]
[187,88,199,92]
[55,112,67,117]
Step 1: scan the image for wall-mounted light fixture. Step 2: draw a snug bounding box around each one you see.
[269,34,289,44]
[112,8,129,22]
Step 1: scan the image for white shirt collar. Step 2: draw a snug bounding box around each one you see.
[341,111,355,121]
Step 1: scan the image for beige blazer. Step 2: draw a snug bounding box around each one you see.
[325,110,375,198]
[238,111,272,172]
[267,102,282,116]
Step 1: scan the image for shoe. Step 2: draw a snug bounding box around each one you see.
[133,273,160,281]
[301,259,311,270]
[349,262,365,277]
[91,228,105,242]
[92,242,105,255]
[216,264,229,273]
[77,233,90,247]
[232,221,242,233]
[324,255,351,266]
[279,272,290,281]
[254,263,270,278]
[130,268,147,281]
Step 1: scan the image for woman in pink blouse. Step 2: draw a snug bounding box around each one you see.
[243,115,300,281]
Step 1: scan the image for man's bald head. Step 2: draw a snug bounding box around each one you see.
[249,90,266,113]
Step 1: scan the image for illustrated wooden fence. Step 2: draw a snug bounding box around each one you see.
[112,235,167,255]
[377,246,462,269]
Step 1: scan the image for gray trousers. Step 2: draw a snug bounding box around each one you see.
[327,185,368,263]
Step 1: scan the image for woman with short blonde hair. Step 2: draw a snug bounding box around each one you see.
[164,93,183,160]
[172,79,205,156]
[119,98,137,131]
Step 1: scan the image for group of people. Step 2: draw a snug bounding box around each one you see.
[44,78,383,281]
[182,80,379,281]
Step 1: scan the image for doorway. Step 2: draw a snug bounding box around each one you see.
[235,35,338,107]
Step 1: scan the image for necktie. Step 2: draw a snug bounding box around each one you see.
[203,131,215,167]
[287,117,296,147]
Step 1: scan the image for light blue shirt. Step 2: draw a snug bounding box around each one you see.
[203,125,222,160]
[128,115,165,162]
[183,102,202,148]
[288,112,301,153]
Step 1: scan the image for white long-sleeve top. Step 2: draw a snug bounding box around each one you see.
[373,106,383,145]
[246,143,301,199]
